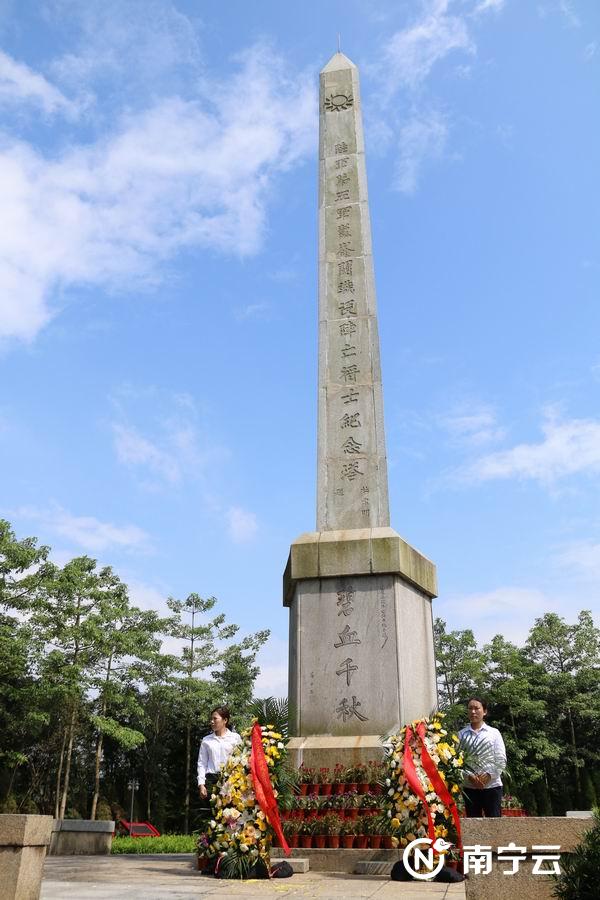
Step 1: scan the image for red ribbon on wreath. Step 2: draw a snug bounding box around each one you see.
[403,725,436,842]
[415,720,463,853]
[249,722,290,856]
[401,722,463,854]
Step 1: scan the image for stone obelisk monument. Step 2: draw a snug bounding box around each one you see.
[283,52,438,768]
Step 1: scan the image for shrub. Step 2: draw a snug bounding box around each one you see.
[552,809,600,900]
[111,834,197,854]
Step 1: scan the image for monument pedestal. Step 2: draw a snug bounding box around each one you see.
[284,528,437,768]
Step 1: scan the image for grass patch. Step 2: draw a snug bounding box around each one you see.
[111,834,198,854]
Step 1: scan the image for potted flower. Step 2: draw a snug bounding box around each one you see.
[299,818,314,849]
[368,759,384,794]
[332,763,345,794]
[359,791,380,815]
[305,792,321,820]
[322,813,343,849]
[282,817,301,849]
[340,818,356,849]
[344,764,359,792]
[379,815,396,850]
[354,815,369,849]
[344,790,360,819]
[502,795,526,817]
[317,767,332,796]
[355,763,370,794]
[298,765,315,796]
[368,814,386,849]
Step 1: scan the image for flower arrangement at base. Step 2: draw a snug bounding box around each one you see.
[382,713,464,856]
[197,698,293,879]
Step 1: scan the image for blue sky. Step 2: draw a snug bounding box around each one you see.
[1,0,599,695]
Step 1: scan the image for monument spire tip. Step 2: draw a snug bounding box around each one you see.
[320,50,356,73]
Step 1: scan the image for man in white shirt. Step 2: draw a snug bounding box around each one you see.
[458,696,506,817]
[197,706,242,800]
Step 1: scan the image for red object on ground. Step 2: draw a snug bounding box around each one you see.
[119,820,161,837]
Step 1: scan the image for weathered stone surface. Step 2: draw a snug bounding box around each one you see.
[49,819,114,856]
[0,814,54,847]
[461,817,591,900]
[271,846,399,874]
[0,814,53,900]
[270,855,310,873]
[461,815,590,851]
[284,527,437,604]
[284,53,439,761]
[317,52,389,533]
[287,572,436,745]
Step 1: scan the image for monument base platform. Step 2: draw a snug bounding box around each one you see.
[285,527,438,742]
[286,734,384,769]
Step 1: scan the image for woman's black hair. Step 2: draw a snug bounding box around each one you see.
[467,696,488,712]
[211,705,231,726]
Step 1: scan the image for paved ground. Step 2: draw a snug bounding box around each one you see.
[41,854,466,899]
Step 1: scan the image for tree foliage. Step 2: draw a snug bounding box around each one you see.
[435,611,600,814]
[0,519,269,830]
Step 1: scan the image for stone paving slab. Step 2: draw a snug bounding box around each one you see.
[41,854,466,899]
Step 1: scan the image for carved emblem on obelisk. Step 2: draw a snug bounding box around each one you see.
[324,93,354,111]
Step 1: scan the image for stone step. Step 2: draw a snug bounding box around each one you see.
[354,860,393,876]
[271,856,309,873]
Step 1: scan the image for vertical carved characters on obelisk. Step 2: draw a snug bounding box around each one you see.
[317,53,390,532]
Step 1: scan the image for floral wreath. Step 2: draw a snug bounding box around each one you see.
[198,719,290,878]
[383,713,464,853]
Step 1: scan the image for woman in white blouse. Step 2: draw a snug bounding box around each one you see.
[197,706,242,801]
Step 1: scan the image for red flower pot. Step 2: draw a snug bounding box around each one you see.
[342,835,355,849]
[299,784,309,796]
[369,835,382,849]
[358,782,370,794]
[326,835,340,849]
[300,835,312,848]
[382,837,394,849]
[314,835,327,849]
[371,784,383,795]
[354,835,368,849]
[345,809,359,820]
[287,835,299,848]
[346,782,358,792]
[320,784,332,796]
[334,783,345,795]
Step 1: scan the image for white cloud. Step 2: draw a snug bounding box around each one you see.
[227,506,258,543]
[128,578,168,612]
[233,301,272,322]
[381,1,473,92]
[11,504,150,553]
[113,423,182,485]
[438,404,505,447]
[0,44,315,343]
[371,1,506,193]
[583,42,597,62]
[254,636,288,698]
[0,49,76,116]
[49,0,201,97]
[558,0,581,28]
[557,541,600,580]
[111,388,214,488]
[472,0,505,15]
[437,586,550,644]
[394,109,449,193]
[459,409,600,485]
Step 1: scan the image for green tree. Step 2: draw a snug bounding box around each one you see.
[433,618,486,728]
[526,611,600,806]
